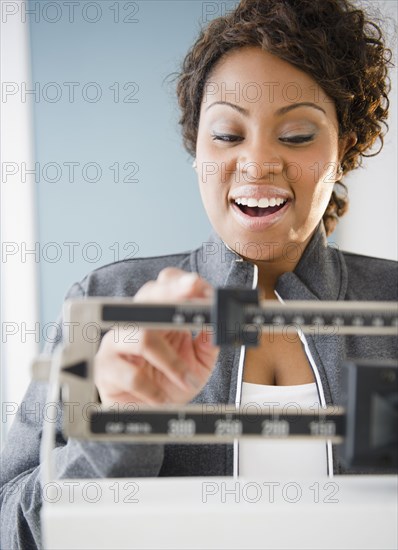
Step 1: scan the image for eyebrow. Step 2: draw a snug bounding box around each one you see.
[205,100,326,116]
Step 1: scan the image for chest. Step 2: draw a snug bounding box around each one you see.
[242,328,315,386]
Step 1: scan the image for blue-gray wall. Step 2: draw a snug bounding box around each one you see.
[28,0,396,333]
[29,1,237,330]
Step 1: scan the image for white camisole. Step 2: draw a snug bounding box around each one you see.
[239,382,328,477]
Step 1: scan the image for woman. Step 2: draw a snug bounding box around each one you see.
[1,0,396,548]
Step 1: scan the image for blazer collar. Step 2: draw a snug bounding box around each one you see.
[194,222,348,302]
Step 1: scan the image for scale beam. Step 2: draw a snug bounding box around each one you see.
[33,290,398,472]
[90,405,346,443]
[64,289,398,347]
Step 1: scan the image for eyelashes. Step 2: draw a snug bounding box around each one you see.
[211,133,243,143]
[279,134,315,144]
[211,133,315,144]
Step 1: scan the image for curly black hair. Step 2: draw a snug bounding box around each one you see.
[176,0,393,235]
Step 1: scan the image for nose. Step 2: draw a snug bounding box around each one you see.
[237,136,283,183]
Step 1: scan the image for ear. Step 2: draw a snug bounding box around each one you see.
[338,131,357,167]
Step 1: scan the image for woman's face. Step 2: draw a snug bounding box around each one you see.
[195,46,351,264]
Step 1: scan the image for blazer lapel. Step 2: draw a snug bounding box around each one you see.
[193,223,349,405]
[275,224,348,404]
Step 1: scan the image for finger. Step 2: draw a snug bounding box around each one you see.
[104,327,197,392]
[95,354,172,405]
[156,267,189,283]
[134,330,203,391]
[97,349,197,406]
[192,330,220,371]
[163,329,214,387]
[134,271,212,303]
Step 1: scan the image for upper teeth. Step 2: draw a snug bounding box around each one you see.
[234,197,287,207]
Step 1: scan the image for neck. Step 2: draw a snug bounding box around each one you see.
[254,259,295,301]
[251,231,317,300]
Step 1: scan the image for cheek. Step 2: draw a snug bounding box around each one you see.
[299,166,334,203]
[197,178,226,211]
[296,169,334,226]
[197,171,231,228]
[196,141,230,202]
[296,143,338,193]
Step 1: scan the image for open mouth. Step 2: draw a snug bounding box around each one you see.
[237,203,286,217]
[233,198,288,217]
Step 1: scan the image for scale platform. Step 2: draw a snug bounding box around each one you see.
[41,476,398,549]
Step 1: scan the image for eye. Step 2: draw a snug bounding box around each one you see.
[211,133,243,143]
[279,134,315,144]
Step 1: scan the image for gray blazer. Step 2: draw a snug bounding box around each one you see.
[1,223,397,549]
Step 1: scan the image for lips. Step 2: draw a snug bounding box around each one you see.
[228,185,292,230]
[230,197,291,231]
[229,185,292,204]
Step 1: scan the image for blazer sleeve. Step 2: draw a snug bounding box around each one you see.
[0,282,165,550]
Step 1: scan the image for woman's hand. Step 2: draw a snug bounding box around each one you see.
[94,268,220,407]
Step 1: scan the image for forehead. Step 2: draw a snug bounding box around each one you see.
[202,46,334,111]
